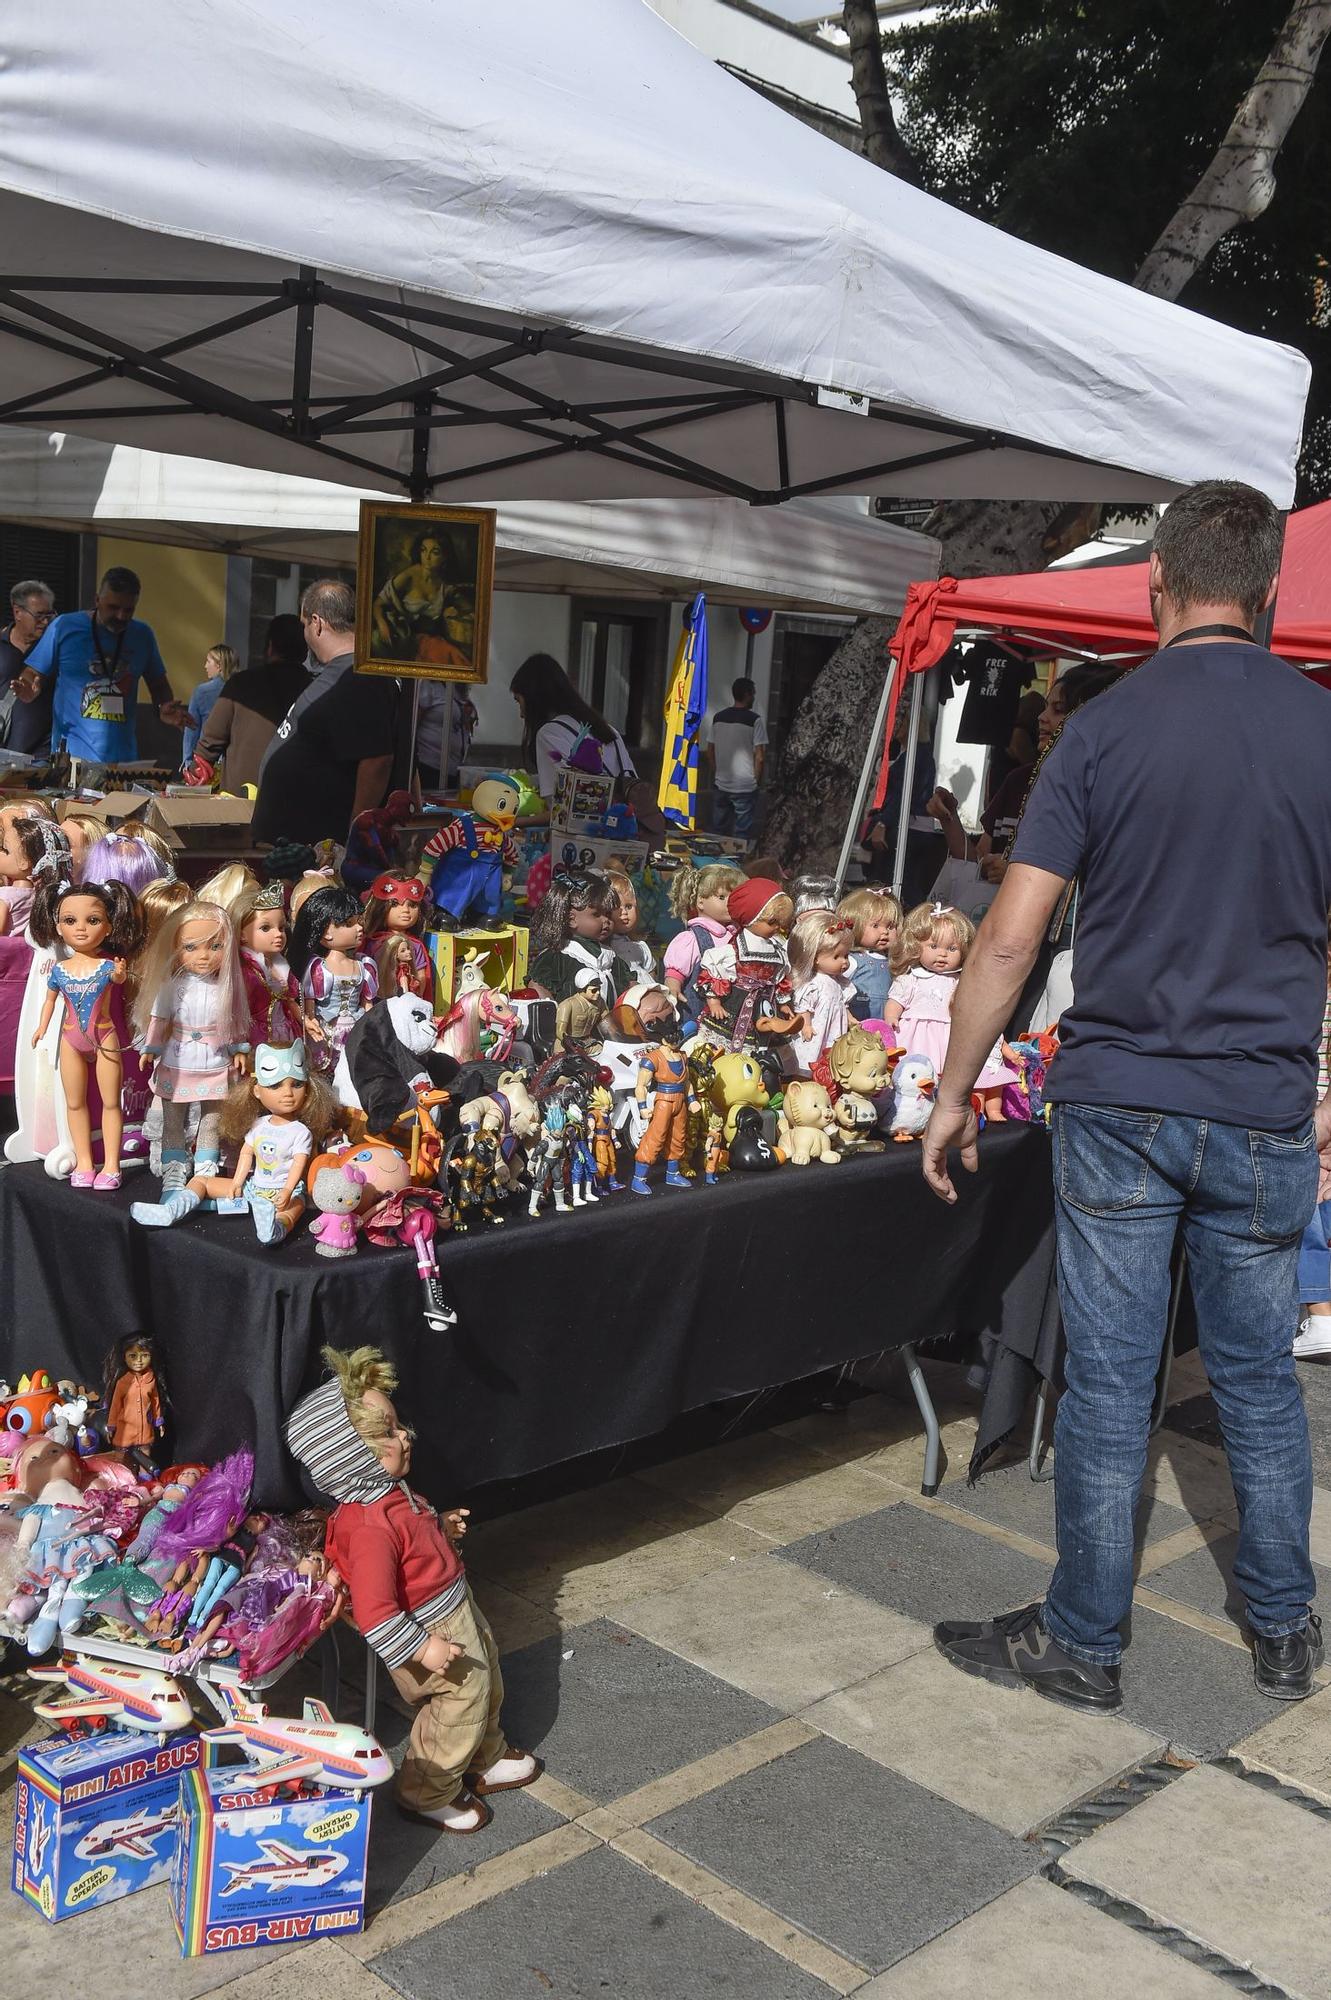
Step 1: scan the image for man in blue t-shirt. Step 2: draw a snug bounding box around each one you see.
[921,481,1331,1712]
[20,565,189,761]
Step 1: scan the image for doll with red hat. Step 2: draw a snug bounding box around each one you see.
[364,873,433,1000]
[696,877,805,1054]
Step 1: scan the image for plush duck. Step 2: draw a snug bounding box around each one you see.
[889,1056,937,1142]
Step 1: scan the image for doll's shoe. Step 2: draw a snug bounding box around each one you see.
[464,1751,542,1796]
[420,1275,458,1331]
[630,1167,652,1196]
[92,1170,121,1191]
[665,1164,692,1190]
[69,1170,96,1189]
[397,1790,492,1834]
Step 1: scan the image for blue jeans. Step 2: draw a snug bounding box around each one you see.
[1298,1200,1331,1304]
[712,789,757,838]
[1046,1103,1317,1663]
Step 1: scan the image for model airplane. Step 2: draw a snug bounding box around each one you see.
[29,1656,194,1741]
[75,1800,178,1862]
[220,1838,348,1897]
[202,1686,393,1795]
[29,1794,53,1874]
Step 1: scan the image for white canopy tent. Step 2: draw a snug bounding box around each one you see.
[0,0,1309,511]
[0,430,937,617]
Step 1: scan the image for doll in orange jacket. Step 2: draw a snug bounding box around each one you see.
[285,1346,540,1834]
[103,1333,166,1477]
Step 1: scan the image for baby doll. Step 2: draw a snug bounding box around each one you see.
[103,1334,166,1477]
[228,879,304,1050]
[696,877,803,1054]
[132,898,251,1187]
[364,872,433,1000]
[885,901,1017,1121]
[132,1040,337,1244]
[789,874,839,921]
[286,1346,539,1832]
[787,912,856,1074]
[662,861,744,1015]
[31,876,147,1189]
[836,887,903,1023]
[603,863,657,984]
[0,810,71,937]
[528,865,619,1008]
[289,884,378,1071]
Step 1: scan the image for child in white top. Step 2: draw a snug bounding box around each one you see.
[787,911,856,1074]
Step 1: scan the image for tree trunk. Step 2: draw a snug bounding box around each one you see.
[842,0,920,182]
[1135,0,1331,297]
[763,616,892,873]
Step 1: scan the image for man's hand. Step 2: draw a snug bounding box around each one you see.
[921,1100,981,1204]
[1316,1095,1331,1155]
[158,699,190,730]
[979,855,1009,886]
[15,668,41,704]
[868,822,888,851]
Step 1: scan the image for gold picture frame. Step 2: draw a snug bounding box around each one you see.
[354,500,496,684]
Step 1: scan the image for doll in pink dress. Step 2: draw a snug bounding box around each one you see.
[884,901,1017,1122]
[132,900,251,1188]
[288,886,378,1075]
[233,881,303,1051]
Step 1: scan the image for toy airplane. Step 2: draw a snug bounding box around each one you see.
[75,1800,178,1862]
[29,1656,194,1741]
[29,1795,53,1874]
[219,1837,348,1897]
[202,1686,393,1795]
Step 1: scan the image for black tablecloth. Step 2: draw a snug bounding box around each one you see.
[0,1125,1054,1509]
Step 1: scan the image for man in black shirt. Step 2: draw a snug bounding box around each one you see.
[0,577,55,754]
[252,580,399,846]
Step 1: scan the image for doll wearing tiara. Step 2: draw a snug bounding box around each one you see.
[132,900,251,1186]
[884,901,1017,1121]
[233,881,303,1051]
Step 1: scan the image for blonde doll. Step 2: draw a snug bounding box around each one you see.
[132,899,251,1185]
[885,902,1016,1120]
[836,887,902,1022]
[662,862,743,1009]
[603,862,657,985]
[787,911,856,1074]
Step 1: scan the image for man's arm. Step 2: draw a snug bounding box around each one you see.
[350,754,394,828]
[921,862,1068,1203]
[753,743,765,786]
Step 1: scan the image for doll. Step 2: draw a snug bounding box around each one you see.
[527,1099,571,1216]
[285,1346,539,1832]
[30,877,146,1189]
[604,862,657,984]
[696,877,803,1055]
[563,1099,600,1207]
[102,1334,166,1477]
[789,874,840,921]
[631,1018,699,1196]
[787,912,856,1074]
[143,1447,259,1639]
[836,887,903,1024]
[445,1116,508,1232]
[889,1055,939,1141]
[289,884,378,1072]
[528,866,619,1007]
[885,901,1017,1121]
[132,898,251,1186]
[342,788,414,893]
[588,1083,622,1191]
[53,808,105,881]
[417,773,522,929]
[309,1158,366,1257]
[230,879,304,1049]
[662,861,744,1015]
[364,872,433,999]
[340,1136,455,1330]
[80,824,175,895]
[132,1040,337,1243]
[0,809,71,937]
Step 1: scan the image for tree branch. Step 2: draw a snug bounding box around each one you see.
[843,0,922,183]
[1134,0,1331,298]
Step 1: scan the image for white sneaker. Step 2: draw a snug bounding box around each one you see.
[1294,1316,1331,1360]
[398,1792,490,1833]
[470,1750,541,1794]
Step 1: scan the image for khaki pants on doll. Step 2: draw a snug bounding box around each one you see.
[387,1590,508,1813]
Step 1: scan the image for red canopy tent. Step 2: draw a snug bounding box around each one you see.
[888,499,1331,678]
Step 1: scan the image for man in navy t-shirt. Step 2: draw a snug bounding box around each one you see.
[21,564,188,761]
[922,481,1331,1710]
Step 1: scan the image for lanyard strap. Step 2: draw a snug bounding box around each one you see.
[1163,623,1254,647]
[89,612,128,675]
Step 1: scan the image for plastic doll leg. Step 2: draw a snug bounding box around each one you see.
[189,1557,238,1628]
[27,1576,69,1654]
[57,1038,96,1177]
[93,1032,124,1181]
[160,1100,191,1191]
[131,1187,201,1227]
[194,1107,222,1173]
[401,1207,437,1275]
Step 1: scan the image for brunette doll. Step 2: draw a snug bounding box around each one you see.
[103,1333,167,1477]
[131,899,251,1186]
[528,866,619,1008]
[30,877,146,1189]
[132,1039,337,1243]
[232,880,303,1050]
[288,884,378,1071]
[363,872,432,1000]
[0,809,70,937]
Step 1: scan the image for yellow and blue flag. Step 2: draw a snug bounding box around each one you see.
[658,592,709,829]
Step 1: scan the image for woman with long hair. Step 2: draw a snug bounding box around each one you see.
[509,653,636,804]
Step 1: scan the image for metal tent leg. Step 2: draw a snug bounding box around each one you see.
[1028,1379,1055,1482]
[900,1343,943,1495]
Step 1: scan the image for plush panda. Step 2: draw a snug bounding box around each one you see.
[335,994,459,1131]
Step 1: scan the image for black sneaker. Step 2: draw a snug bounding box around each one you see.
[934,1602,1123,1713]
[420,1274,458,1332]
[1253,1614,1323,1701]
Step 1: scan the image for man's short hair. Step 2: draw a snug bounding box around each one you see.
[1152,481,1283,625]
[98,565,142,598]
[10,578,53,612]
[300,578,356,632]
[732,677,756,704]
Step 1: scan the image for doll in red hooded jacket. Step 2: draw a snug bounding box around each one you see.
[285,1346,540,1833]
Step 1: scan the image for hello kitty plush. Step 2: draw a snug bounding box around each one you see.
[309,1159,365,1257]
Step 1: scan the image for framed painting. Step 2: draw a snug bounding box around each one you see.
[355,500,496,683]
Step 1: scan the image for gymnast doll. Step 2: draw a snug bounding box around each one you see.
[30,877,146,1190]
[131,899,251,1188]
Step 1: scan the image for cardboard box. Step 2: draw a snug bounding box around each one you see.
[549,835,650,882]
[56,791,157,828]
[13,1727,201,1922]
[146,794,254,853]
[171,1765,371,1958]
[427,923,529,1007]
[551,767,615,833]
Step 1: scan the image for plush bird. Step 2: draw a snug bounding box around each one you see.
[889,1056,937,1142]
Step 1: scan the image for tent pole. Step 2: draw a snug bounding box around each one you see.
[437,683,454,793]
[834,657,897,894]
[891,669,924,900]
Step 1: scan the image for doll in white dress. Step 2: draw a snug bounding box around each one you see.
[788,911,856,1075]
[884,901,1016,1121]
[132,900,251,1188]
